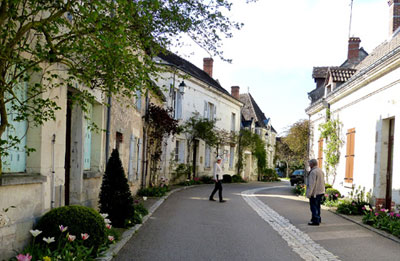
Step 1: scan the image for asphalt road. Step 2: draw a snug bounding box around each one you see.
[114,182,400,261]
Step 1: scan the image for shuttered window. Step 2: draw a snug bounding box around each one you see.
[345,128,355,183]
[136,138,142,180]
[128,134,137,181]
[229,146,235,169]
[175,91,182,120]
[83,103,92,170]
[317,138,323,168]
[205,145,211,168]
[2,82,27,173]
[135,90,142,111]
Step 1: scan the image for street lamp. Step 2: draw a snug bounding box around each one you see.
[179,81,186,95]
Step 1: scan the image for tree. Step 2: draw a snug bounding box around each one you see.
[318,110,343,185]
[0,0,244,175]
[182,113,217,179]
[275,119,309,176]
[98,149,134,228]
[146,103,180,186]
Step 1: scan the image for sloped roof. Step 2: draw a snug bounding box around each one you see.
[355,33,400,71]
[340,47,369,68]
[328,67,357,82]
[239,93,267,128]
[157,52,231,97]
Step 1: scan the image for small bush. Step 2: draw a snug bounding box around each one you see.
[325,188,341,201]
[200,175,214,184]
[35,205,106,252]
[137,186,169,197]
[232,174,246,183]
[261,168,279,182]
[134,202,149,217]
[325,184,333,189]
[223,174,232,183]
[293,184,306,196]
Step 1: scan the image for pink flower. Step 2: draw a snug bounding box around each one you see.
[324,194,328,197]
[106,224,112,229]
[59,225,68,232]
[362,206,366,210]
[68,235,76,242]
[375,213,379,216]
[390,212,395,217]
[396,213,400,218]
[108,235,115,242]
[380,208,386,212]
[81,233,89,240]
[335,194,339,197]
[16,254,32,261]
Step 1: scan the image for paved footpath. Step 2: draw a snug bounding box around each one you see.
[114,182,400,261]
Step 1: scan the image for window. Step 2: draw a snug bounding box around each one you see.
[231,113,236,132]
[204,101,216,121]
[205,145,211,168]
[136,138,142,180]
[128,134,137,181]
[345,128,355,183]
[83,103,92,170]
[135,90,142,111]
[2,82,28,173]
[317,138,323,168]
[175,91,182,120]
[229,147,235,169]
[174,140,185,163]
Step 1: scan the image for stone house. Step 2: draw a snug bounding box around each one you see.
[153,53,243,182]
[306,0,400,210]
[231,87,277,181]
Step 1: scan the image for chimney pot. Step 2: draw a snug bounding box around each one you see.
[231,86,240,99]
[347,37,361,64]
[389,0,400,35]
[203,58,214,77]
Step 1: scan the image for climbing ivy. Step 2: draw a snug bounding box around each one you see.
[318,109,343,185]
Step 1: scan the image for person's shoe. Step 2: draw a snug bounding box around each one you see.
[219,200,226,203]
[209,198,216,201]
[308,222,319,226]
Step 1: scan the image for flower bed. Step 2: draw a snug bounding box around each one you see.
[362,206,400,238]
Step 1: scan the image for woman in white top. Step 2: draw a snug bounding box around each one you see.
[209,157,226,203]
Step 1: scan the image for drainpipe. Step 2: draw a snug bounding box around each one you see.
[105,94,111,165]
[51,134,56,209]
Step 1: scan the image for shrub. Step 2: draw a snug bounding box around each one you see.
[99,149,135,228]
[35,205,106,252]
[336,199,362,215]
[223,174,232,183]
[325,188,341,201]
[261,168,279,182]
[134,202,149,217]
[231,174,246,183]
[200,175,214,184]
[137,186,169,197]
[293,184,306,196]
[325,184,332,189]
[172,164,192,182]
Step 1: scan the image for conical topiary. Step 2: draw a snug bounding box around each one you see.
[99,149,135,227]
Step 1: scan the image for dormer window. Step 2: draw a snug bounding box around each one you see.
[325,84,332,97]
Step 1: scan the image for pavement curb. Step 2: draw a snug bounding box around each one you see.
[96,185,196,261]
[328,210,400,244]
[294,194,400,244]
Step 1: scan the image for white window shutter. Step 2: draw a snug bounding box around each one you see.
[128,134,136,181]
[179,140,185,163]
[204,101,208,118]
[176,92,182,120]
[213,105,216,121]
[137,138,142,180]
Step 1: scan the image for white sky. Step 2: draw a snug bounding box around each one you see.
[172,0,389,135]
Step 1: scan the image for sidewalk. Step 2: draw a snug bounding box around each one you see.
[97,185,195,261]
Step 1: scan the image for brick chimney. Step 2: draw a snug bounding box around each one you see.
[347,37,361,64]
[231,86,240,99]
[389,0,400,35]
[203,58,213,77]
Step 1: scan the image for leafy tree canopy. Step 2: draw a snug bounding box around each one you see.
[0,0,246,173]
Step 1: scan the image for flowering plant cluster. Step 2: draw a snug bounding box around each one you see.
[362,206,400,237]
[15,214,116,261]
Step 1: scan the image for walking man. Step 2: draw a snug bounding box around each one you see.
[306,159,325,226]
[209,156,226,203]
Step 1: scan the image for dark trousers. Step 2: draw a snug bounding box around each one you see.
[210,180,223,201]
[309,194,323,223]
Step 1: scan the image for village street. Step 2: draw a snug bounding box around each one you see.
[114,182,400,261]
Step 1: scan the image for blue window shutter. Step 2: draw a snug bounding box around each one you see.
[137,138,142,180]
[136,90,142,111]
[2,82,27,173]
[83,104,92,170]
[128,134,136,181]
[176,92,182,120]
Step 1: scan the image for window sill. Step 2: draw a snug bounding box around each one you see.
[83,171,103,179]
[0,173,47,186]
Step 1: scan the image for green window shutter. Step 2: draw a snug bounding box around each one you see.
[83,104,92,170]
[2,82,28,173]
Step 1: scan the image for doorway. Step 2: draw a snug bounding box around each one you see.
[385,118,395,209]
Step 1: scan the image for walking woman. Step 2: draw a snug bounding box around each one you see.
[209,156,226,203]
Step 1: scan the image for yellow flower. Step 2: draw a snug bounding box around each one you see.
[43,256,51,261]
